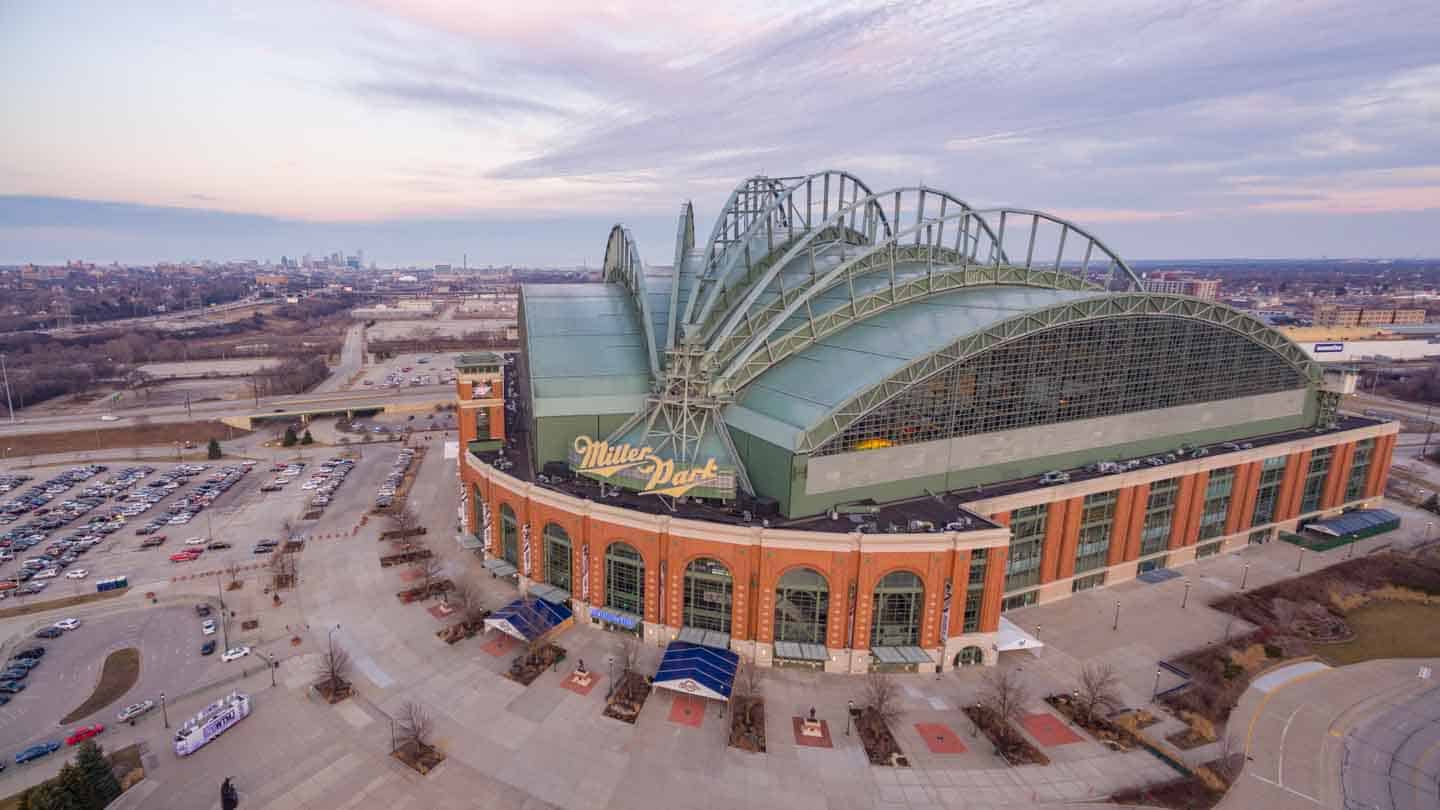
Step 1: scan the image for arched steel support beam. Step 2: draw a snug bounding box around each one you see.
[602,224,662,379]
[794,293,1322,455]
[687,170,881,339]
[699,187,1005,352]
[665,201,695,352]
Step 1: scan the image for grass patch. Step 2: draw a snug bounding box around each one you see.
[3,420,249,457]
[0,586,128,620]
[1320,601,1440,665]
[61,647,140,724]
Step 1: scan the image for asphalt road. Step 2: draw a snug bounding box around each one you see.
[0,605,224,757]
[310,324,366,395]
[1343,682,1440,810]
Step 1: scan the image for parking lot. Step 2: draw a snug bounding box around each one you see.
[0,605,230,762]
[358,352,456,391]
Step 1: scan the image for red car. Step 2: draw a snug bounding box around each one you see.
[169,551,200,563]
[66,723,104,745]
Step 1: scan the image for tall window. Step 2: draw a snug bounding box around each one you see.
[500,504,519,565]
[1344,439,1375,501]
[1140,478,1178,557]
[682,558,733,634]
[1250,456,1288,526]
[774,568,829,645]
[1300,446,1332,514]
[1005,505,1046,592]
[1198,468,1236,540]
[1074,491,1117,574]
[963,549,986,632]
[871,571,924,648]
[603,542,644,616]
[817,315,1309,455]
[542,523,572,593]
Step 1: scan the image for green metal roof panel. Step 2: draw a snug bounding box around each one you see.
[729,286,1100,442]
[522,283,654,417]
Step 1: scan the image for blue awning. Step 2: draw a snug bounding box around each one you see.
[1308,508,1400,538]
[483,597,573,642]
[652,641,738,702]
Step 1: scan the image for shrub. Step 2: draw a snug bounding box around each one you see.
[1264,643,1283,658]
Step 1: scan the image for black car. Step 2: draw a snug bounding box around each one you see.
[200,640,216,656]
[13,646,44,660]
[33,627,62,639]
[0,682,25,694]
[0,668,27,681]
[206,542,231,550]
[195,603,211,617]
[6,658,38,670]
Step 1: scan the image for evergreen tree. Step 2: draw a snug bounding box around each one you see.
[56,762,94,809]
[300,429,314,445]
[207,438,223,459]
[24,781,78,810]
[76,741,122,806]
[17,787,32,810]
[282,426,298,447]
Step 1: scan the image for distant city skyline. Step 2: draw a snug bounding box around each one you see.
[2,1,1438,264]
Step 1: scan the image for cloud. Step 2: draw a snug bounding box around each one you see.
[351,79,570,118]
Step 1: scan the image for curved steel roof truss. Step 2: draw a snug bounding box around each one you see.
[665,201,695,352]
[602,224,662,379]
[687,170,879,338]
[698,186,1005,349]
[796,293,1321,454]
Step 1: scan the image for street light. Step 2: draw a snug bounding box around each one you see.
[1151,669,1162,701]
[845,700,854,736]
[606,655,616,699]
[1240,563,1250,590]
[1112,599,1121,631]
[1296,547,1305,573]
[161,692,169,729]
[1181,579,1191,609]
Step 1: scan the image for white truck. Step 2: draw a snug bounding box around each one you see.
[173,691,251,756]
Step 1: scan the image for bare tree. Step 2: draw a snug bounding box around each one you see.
[269,549,298,590]
[979,667,1032,729]
[1073,662,1123,724]
[732,658,763,702]
[395,700,434,755]
[412,543,444,599]
[614,637,637,676]
[280,518,295,541]
[448,577,487,626]
[313,635,352,697]
[389,505,421,536]
[225,561,242,590]
[863,671,900,727]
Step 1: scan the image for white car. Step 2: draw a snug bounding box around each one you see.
[65,569,88,579]
[220,646,250,663]
[33,568,60,580]
[99,414,119,422]
[116,700,155,722]
[201,619,217,635]
[183,536,206,546]
[54,618,81,631]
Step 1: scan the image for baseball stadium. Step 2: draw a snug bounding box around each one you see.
[456,170,1397,674]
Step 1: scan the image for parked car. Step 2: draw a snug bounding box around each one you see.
[201,619,217,636]
[201,640,216,656]
[14,741,59,763]
[33,627,62,639]
[65,723,104,745]
[13,646,44,660]
[65,569,88,579]
[206,541,232,550]
[1038,470,1070,486]
[220,646,251,663]
[116,700,155,723]
[183,536,206,546]
[53,618,81,631]
[0,682,27,694]
[195,603,212,617]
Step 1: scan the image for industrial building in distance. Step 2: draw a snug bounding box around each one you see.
[457,171,1397,672]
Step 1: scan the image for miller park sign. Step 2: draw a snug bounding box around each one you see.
[571,435,730,498]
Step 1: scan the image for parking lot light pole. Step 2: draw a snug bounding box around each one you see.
[1296,547,1305,573]
[1151,669,1162,701]
[1240,563,1250,590]
[161,692,169,728]
[1181,579,1191,609]
[1112,600,1120,631]
[218,575,229,651]
[845,700,854,736]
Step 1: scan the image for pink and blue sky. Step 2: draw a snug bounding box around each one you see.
[1,0,1437,265]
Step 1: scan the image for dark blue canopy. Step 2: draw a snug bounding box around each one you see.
[652,641,739,702]
[483,596,572,642]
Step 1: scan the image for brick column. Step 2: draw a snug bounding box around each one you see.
[488,404,506,440]
[1120,483,1150,562]
[946,549,973,638]
[1107,486,1138,567]
[1040,499,1074,583]
[1172,470,1208,548]
[1365,435,1394,498]
[1276,450,1310,521]
[1054,497,1084,581]
[1226,462,1260,536]
[1323,442,1355,508]
[978,546,1009,633]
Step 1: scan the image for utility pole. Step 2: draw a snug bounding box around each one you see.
[186,390,192,419]
[218,574,229,651]
[1,353,14,423]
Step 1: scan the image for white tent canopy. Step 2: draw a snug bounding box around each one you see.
[995,617,1044,653]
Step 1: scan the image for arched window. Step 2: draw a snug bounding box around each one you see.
[682,558,733,634]
[542,524,572,593]
[604,542,644,616]
[871,571,924,648]
[499,504,519,565]
[774,567,829,645]
[471,485,484,535]
[957,646,983,667]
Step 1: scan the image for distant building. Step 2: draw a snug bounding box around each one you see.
[255,274,288,287]
[1314,305,1425,328]
[1141,272,1220,299]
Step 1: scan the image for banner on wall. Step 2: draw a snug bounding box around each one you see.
[482,501,494,554]
[581,543,591,603]
[658,560,667,624]
[939,579,953,640]
[846,580,857,650]
[522,523,532,576]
